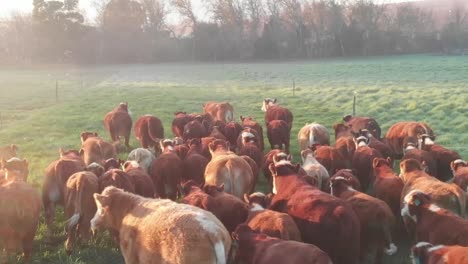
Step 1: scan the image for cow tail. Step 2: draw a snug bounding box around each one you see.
[451,187,467,218]
[225,110,233,123]
[147,120,162,144]
[66,181,83,231]
[380,212,397,256]
[207,232,227,264]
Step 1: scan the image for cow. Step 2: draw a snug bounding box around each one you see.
[420,135,462,182]
[268,158,360,264]
[204,139,254,199]
[79,132,116,166]
[126,148,156,175]
[300,149,329,191]
[357,129,393,162]
[86,162,105,178]
[91,186,231,264]
[134,115,164,150]
[238,135,262,170]
[330,176,397,263]
[42,148,86,232]
[172,112,193,138]
[403,137,438,178]
[401,190,468,246]
[262,98,294,131]
[201,136,217,160]
[104,102,132,148]
[343,115,382,140]
[262,150,288,189]
[122,161,155,198]
[0,180,41,263]
[372,157,404,223]
[150,139,183,200]
[266,120,290,153]
[182,138,209,185]
[223,121,243,151]
[183,119,207,141]
[352,135,383,192]
[244,193,302,241]
[385,121,435,159]
[203,101,234,123]
[232,225,332,264]
[98,169,135,194]
[0,144,17,161]
[0,157,29,182]
[330,169,362,192]
[313,145,348,176]
[399,159,467,219]
[240,116,264,151]
[209,126,227,140]
[240,156,259,192]
[236,127,261,150]
[452,159,468,192]
[297,123,330,151]
[103,158,124,171]
[64,171,99,254]
[411,242,468,264]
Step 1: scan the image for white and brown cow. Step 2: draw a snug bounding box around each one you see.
[452,159,468,192]
[203,102,234,123]
[297,123,330,150]
[411,242,468,264]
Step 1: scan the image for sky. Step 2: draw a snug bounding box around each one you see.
[0,0,419,23]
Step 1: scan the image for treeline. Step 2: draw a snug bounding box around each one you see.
[1,0,467,64]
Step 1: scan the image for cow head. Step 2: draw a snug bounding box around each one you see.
[342,114,353,123]
[0,144,17,161]
[59,148,81,159]
[401,190,432,223]
[418,134,436,149]
[0,157,29,182]
[399,159,423,181]
[372,157,392,169]
[269,154,300,194]
[451,159,467,176]
[122,160,140,172]
[174,111,187,117]
[330,176,354,197]
[87,162,105,177]
[91,186,122,233]
[403,136,419,154]
[203,184,224,196]
[208,139,230,155]
[244,192,270,211]
[80,131,98,144]
[160,139,175,153]
[331,169,362,192]
[261,98,277,112]
[241,130,257,145]
[116,102,128,112]
[180,180,202,196]
[410,242,433,264]
[300,149,315,163]
[333,123,352,139]
[104,158,124,171]
[353,135,369,149]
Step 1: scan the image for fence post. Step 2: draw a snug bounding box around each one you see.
[292,79,296,96]
[353,92,357,116]
[56,80,58,103]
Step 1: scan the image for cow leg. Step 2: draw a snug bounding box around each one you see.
[284,140,290,154]
[23,232,35,262]
[65,224,77,255]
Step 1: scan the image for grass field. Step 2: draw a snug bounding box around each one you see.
[0,55,467,263]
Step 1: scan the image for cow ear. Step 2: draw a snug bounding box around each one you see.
[343,115,352,122]
[243,194,250,204]
[372,158,380,168]
[22,159,28,167]
[269,163,277,177]
[386,157,392,164]
[10,144,17,152]
[208,141,215,153]
[94,193,110,207]
[79,148,84,156]
[240,116,244,121]
[123,161,131,171]
[287,154,292,161]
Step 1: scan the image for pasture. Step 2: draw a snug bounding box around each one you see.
[0,55,467,263]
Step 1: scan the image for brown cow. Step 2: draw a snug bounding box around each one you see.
[172,112,193,138]
[297,123,330,151]
[134,115,164,150]
[244,192,302,241]
[238,136,262,169]
[385,121,435,159]
[183,119,206,141]
[122,161,155,198]
[269,159,360,264]
[241,155,259,193]
[400,159,466,219]
[204,139,254,199]
[0,144,17,161]
[209,126,227,140]
[262,98,294,131]
[357,129,393,161]
[150,139,183,199]
[240,116,264,151]
[343,115,382,139]
[330,176,397,263]
[313,145,348,176]
[372,157,404,223]
[403,138,438,178]
[104,102,132,148]
[266,120,290,153]
[103,158,124,171]
[91,186,231,264]
[452,159,468,192]
[203,101,234,123]
[262,150,289,189]
[402,190,468,246]
[232,225,332,264]
[98,169,135,194]
[223,121,243,151]
[0,180,41,262]
[352,135,383,191]
[0,157,29,182]
[43,149,86,232]
[200,136,217,160]
[182,138,209,185]
[64,171,98,254]
[301,149,329,191]
[329,169,362,193]
[420,137,462,182]
[79,132,116,166]
[411,242,468,264]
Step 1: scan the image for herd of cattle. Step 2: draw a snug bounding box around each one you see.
[1,99,468,264]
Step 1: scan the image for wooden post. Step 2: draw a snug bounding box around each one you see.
[56,80,58,103]
[292,79,296,96]
[353,93,356,116]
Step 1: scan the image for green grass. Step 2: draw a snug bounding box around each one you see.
[0,55,467,263]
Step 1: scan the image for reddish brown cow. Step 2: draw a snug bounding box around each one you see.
[98,169,135,194]
[269,159,360,264]
[403,138,438,177]
[150,140,183,200]
[241,156,259,193]
[233,225,332,264]
[43,149,86,232]
[0,144,17,161]
[239,137,262,169]
[411,242,468,264]
[313,145,348,176]
[200,136,217,160]
[64,171,98,254]
[343,115,382,139]
[79,132,116,166]
[0,157,29,182]
[172,112,192,137]
[209,126,227,140]
[122,161,155,198]
[134,115,164,150]
[181,182,249,232]
[329,169,362,192]
[266,120,290,153]
[402,190,468,246]
[182,138,209,185]
[103,158,124,171]
[352,136,383,191]
[330,177,397,263]
[262,98,294,131]
[452,159,468,192]
[244,193,302,241]
[236,127,261,150]
[104,102,132,148]
[262,150,288,189]
[357,129,393,161]
[0,180,41,262]
[372,158,404,222]
[385,121,435,159]
[183,119,206,141]
[203,102,234,123]
[240,116,264,151]
[420,137,462,182]
[223,121,243,150]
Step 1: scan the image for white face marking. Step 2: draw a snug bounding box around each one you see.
[415,242,432,248]
[347,186,356,192]
[274,160,292,166]
[167,145,174,151]
[129,160,140,168]
[428,204,441,212]
[250,192,266,198]
[213,240,226,263]
[272,175,278,195]
[384,243,397,255]
[405,145,416,151]
[250,203,265,212]
[424,137,434,145]
[357,141,368,147]
[428,245,444,252]
[401,203,417,222]
[242,132,255,138]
